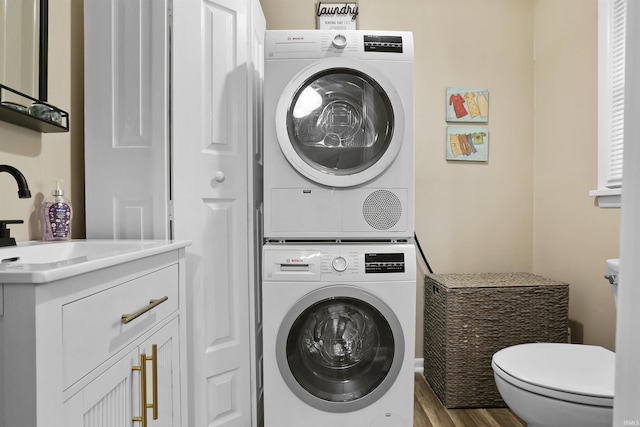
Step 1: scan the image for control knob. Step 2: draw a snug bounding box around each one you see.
[332,256,348,272]
[332,34,348,49]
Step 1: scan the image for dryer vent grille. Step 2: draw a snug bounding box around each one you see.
[362,190,402,230]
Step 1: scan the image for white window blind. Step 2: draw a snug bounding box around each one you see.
[607,0,626,187]
[598,0,627,189]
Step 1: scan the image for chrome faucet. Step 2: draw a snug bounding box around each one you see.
[0,165,32,247]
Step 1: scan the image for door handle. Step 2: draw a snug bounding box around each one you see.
[214,171,225,182]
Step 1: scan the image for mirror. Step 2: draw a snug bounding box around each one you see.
[0,0,48,101]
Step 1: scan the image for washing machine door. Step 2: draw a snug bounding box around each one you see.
[276,285,405,413]
[275,58,405,188]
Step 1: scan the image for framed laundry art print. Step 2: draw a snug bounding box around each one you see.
[446,126,489,162]
[316,2,359,30]
[446,88,489,123]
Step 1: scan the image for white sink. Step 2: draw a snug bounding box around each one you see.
[0,239,190,283]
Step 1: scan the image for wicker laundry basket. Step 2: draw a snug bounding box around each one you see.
[423,272,569,408]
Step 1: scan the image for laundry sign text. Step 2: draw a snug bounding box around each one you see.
[316,2,358,30]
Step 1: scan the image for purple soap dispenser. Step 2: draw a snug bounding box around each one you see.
[41,180,72,241]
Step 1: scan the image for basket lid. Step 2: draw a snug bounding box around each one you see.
[492,343,614,398]
[426,272,568,289]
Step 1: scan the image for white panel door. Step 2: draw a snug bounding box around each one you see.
[84,0,170,240]
[173,0,253,426]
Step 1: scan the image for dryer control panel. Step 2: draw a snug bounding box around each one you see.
[265,29,414,61]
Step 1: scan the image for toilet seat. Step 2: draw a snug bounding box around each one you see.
[492,343,614,407]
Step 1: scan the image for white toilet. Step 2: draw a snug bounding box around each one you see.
[491,259,619,427]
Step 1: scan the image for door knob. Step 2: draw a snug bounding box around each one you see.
[214,171,225,182]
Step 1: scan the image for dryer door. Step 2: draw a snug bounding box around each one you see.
[276,285,405,413]
[275,58,405,188]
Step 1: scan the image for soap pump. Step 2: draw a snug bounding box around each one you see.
[41,179,72,241]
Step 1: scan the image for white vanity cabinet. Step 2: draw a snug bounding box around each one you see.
[65,318,181,427]
[0,243,188,427]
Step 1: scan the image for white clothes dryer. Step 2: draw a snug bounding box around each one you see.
[264,30,414,241]
[262,242,416,426]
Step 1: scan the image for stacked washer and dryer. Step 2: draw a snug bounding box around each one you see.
[262,30,416,426]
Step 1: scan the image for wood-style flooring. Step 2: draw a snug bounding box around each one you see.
[414,374,526,427]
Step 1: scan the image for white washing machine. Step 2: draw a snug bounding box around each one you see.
[264,30,414,241]
[262,243,416,426]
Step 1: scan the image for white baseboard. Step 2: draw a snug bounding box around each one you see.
[414,358,424,373]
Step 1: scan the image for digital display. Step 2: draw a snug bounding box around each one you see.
[365,252,405,273]
[364,35,403,53]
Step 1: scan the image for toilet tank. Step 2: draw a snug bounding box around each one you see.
[606,258,620,309]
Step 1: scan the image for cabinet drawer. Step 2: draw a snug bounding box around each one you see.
[62,264,179,389]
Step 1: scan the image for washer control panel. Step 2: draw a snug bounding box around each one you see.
[263,244,414,282]
[319,251,405,275]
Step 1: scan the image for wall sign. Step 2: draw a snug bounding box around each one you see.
[446,126,489,162]
[317,2,358,30]
[446,87,489,123]
[445,87,490,162]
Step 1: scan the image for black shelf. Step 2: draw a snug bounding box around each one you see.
[0,84,69,133]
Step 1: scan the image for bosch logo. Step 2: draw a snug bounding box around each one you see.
[286,258,305,263]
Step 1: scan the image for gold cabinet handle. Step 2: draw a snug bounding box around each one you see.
[121,296,169,324]
[132,344,159,425]
[151,344,159,420]
[132,353,148,426]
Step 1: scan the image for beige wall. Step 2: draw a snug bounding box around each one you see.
[0,0,84,241]
[0,0,619,357]
[533,0,620,350]
[261,0,620,356]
